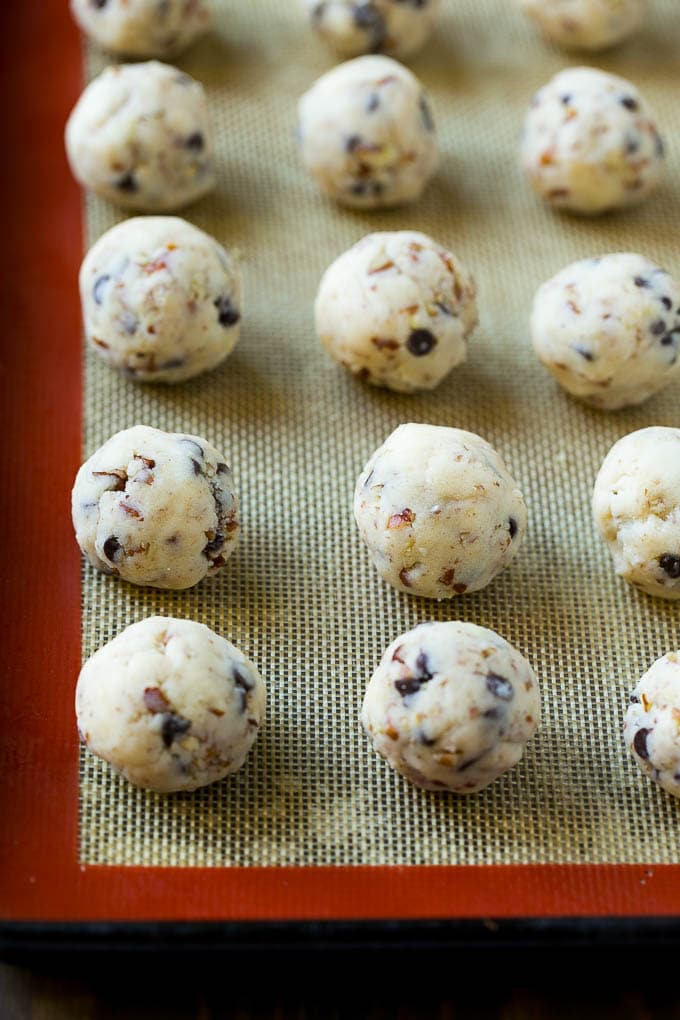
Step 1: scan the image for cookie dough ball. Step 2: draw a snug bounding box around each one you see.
[303,0,441,59]
[354,424,527,599]
[624,652,680,799]
[80,217,241,384]
[517,0,645,51]
[521,67,665,215]
[70,0,212,58]
[65,62,215,211]
[315,231,477,392]
[531,253,680,410]
[76,617,265,793]
[297,55,439,209]
[362,621,540,793]
[72,425,239,590]
[593,427,680,600]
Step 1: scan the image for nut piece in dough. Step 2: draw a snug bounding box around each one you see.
[592,427,680,600]
[531,253,680,410]
[521,66,664,215]
[302,0,442,59]
[517,0,645,52]
[72,425,239,590]
[297,55,439,209]
[624,651,680,799]
[70,0,212,58]
[354,424,527,599]
[362,621,540,793]
[65,62,215,212]
[80,217,242,384]
[315,231,477,392]
[76,616,265,793]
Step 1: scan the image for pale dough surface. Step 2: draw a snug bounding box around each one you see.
[531,253,680,409]
[302,0,441,58]
[72,425,239,590]
[297,55,439,209]
[624,651,680,799]
[315,230,477,392]
[76,616,265,793]
[593,426,680,600]
[70,0,212,58]
[517,0,645,51]
[354,423,527,599]
[65,61,215,211]
[521,66,664,214]
[80,216,241,384]
[362,621,540,793]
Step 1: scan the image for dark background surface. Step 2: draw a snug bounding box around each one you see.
[2,953,680,1018]
[3,938,680,1018]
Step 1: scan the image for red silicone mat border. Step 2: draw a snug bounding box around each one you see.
[1,0,678,926]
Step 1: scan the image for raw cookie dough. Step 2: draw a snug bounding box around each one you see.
[76,616,265,793]
[517,0,645,51]
[531,253,680,409]
[70,0,212,58]
[65,61,215,212]
[362,621,540,793]
[315,231,477,392]
[80,217,242,384]
[520,66,665,215]
[354,424,527,599]
[72,425,239,590]
[592,427,680,600]
[302,0,441,59]
[297,55,439,209]
[624,651,680,799]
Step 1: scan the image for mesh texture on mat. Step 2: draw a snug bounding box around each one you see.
[79,0,680,867]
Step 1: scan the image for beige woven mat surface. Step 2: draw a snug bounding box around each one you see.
[79,0,680,867]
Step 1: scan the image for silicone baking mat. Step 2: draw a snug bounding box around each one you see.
[80,0,680,868]
[1,0,679,928]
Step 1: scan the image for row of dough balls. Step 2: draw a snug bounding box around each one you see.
[317,236,680,407]
[79,215,680,409]
[76,616,539,795]
[70,0,651,60]
[356,423,680,602]
[64,56,666,217]
[76,613,680,806]
[303,0,651,57]
[70,422,680,602]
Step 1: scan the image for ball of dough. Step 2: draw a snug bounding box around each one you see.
[624,651,680,799]
[521,66,665,215]
[65,61,215,212]
[517,0,645,51]
[297,55,439,209]
[354,424,527,599]
[315,231,477,392]
[72,425,239,590]
[76,616,265,793]
[362,621,540,793]
[593,427,680,600]
[70,0,212,58]
[80,217,242,384]
[531,253,680,410]
[302,0,441,59]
